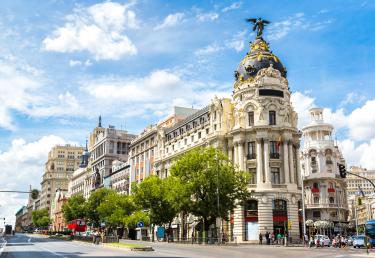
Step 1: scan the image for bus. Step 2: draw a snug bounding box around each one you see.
[365,220,375,246]
[67,219,86,234]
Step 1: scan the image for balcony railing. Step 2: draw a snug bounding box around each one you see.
[270,153,280,159]
[247,153,256,160]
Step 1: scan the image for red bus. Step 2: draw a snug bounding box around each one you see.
[67,219,87,233]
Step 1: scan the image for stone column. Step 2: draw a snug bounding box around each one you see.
[228,144,233,161]
[256,140,263,185]
[238,141,244,171]
[288,143,295,184]
[283,142,290,184]
[264,140,271,184]
[234,143,238,168]
[287,198,300,242]
[296,146,302,187]
[232,204,245,242]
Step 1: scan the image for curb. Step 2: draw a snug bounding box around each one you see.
[131,246,154,251]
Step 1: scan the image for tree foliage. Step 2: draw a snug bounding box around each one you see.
[62,194,87,223]
[132,176,179,226]
[86,188,114,227]
[32,209,51,228]
[170,146,250,227]
[97,192,136,227]
[123,210,150,228]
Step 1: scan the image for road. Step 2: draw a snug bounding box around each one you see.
[1,234,374,258]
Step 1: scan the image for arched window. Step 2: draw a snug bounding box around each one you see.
[273,199,287,211]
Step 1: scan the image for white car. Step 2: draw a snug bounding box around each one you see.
[353,235,365,248]
[314,235,331,247]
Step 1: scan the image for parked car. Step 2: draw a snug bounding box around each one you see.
[353,235,366,248]
[314,235,331,247]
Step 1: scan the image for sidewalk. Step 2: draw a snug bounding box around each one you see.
[0,236,6,257]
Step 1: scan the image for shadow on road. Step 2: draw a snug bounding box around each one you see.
[2,251,185,258]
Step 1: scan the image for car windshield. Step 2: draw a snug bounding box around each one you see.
[356,236,365,240]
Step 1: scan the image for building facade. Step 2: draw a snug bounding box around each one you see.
[346,166,375,197]
[15,206,27,232]
[151,33,302,243]
[103,160,131,195]
[40,144,84,217]
[52,189,68,231]
[68,142,92,198]
[89,117,136,191]
[300,108,349,235]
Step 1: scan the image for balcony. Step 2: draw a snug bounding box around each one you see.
[270,153,280,159]
[326,160,333,165]
[311,188,320,193]
[328,188,335,193]
[247,153,256,160]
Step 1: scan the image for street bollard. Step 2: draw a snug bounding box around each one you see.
[284,236,287,246]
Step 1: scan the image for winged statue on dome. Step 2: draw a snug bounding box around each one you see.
[246,17,270,38]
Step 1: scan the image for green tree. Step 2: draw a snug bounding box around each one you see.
[86,188,114,227]
[123,210,150,229]
[97,192,136,227]
[32,209,51,229]
[132,176,180,240]
[170,147,250,237]
[62,194,87,223]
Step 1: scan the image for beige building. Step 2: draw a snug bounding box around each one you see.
[133,33,302,243]
[40,144,84,217]
[68,142,92,199]
[52,189,68,231]
[129,107,197,187]
[104,160,131,195]
[89,116,135,191]
[300,108,348,235]
[346,166,375,197]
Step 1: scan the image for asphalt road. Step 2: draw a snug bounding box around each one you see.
[1,234,374,258]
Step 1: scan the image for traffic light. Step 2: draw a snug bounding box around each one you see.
[337,163,347,178]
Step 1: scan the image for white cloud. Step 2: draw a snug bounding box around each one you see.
[0,135,73,227]
[222,2,242,13]
[340,138,375,169]
[347,99,375,141]
[154,13,185,30]
[43,1,138,60]
[225,30,247,52]
[268,12,332,41]
[196,12,219,22]
[194,43,222,56]
[81,69,229,118]
[0,59,42,130]
[339,91,366,107]
[291,91,315,129]
[69,59,92,67]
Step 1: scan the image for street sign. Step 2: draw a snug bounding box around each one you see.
[288,220,292,229]
[137,221,144,228]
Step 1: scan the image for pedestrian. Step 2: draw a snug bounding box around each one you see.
[259,232,263,245]
[271,232,275,245]
[309,236,314,248]
[277,232,282,245]
[304,234,308,247]
[191,231,195,244]
[265,231,270,245]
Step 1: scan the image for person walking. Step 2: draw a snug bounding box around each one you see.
[277,232,282,245]
[265,231,270,245]
[271,232,275,245]
[259,232,263,245]
[304,234,308,247]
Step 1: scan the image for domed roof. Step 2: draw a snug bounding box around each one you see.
[235,37,287,82]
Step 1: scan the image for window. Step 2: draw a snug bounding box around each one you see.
[314,196,320,204]
[311,156,317,166]
[206,128,209,135]
[313,182,319,189]
[184,139,187,145]
[313,211,321,218]
[249,168,256,184]
[191,135,194,142]
[248,111,254,126]
[247,142,256,159]
[269,111,276,125]
[198,132,201,139]
[271,167,280,184]
[269,141,279,159]
[329,197,335,204]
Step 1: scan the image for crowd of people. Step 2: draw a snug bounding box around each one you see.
[258,231,285,245]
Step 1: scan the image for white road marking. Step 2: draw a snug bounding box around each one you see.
[28,238,31,242]
[36,245,69,257]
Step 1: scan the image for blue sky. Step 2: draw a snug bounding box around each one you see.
[1,0,375,225]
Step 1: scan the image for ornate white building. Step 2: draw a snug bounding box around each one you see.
[301,108,349,234]
[152,34,302,242]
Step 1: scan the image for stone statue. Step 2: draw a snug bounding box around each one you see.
[246,18,270,38]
